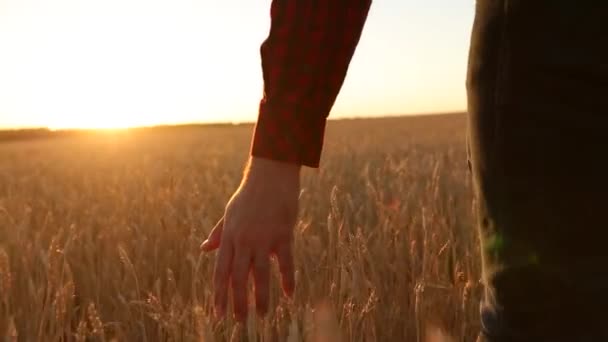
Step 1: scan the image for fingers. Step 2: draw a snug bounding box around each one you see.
[213,238,233,318]
[252,253,270,317]
[208,215,295,321]
[276,242,295,298]
[231,247,251,322]
[201,217,224,252]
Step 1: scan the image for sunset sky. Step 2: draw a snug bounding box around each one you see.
[0,0,473,129]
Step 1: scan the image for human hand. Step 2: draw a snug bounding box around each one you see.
[201,157,300,321]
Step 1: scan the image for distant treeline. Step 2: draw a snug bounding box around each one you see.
[0,123,249,143]
[0,113,467,143]
[0,128,63,142]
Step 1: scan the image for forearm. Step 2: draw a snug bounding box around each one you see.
[251,0,372,168]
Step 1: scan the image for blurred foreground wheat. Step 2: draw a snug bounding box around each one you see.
[0,115,482,341]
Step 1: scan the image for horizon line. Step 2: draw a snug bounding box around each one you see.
[0,111,466,132]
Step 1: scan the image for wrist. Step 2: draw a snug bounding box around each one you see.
[246,157,301,182]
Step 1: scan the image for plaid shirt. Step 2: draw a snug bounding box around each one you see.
[251,0,372,168]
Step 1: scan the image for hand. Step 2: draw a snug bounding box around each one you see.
[201,157,301,321]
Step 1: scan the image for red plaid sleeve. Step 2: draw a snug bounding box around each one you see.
[251,0,372,168]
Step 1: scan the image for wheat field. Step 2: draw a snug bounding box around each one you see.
[0,113,483,341]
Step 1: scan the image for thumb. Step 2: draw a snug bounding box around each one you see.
[200,217,224,252]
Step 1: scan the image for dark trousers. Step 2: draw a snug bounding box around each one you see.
[466,1,608,340]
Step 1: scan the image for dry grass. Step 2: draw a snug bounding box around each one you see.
[0,114,482,341]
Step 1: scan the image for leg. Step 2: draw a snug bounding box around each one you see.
[467,1,608,340]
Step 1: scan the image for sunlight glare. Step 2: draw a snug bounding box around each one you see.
[0,0,471,129]
[0,0,268,130]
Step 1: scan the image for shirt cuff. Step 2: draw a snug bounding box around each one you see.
[250,103,327,168]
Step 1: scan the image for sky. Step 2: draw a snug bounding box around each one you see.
[0,0,474,129]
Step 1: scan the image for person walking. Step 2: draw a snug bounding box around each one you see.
[201,1,608,340]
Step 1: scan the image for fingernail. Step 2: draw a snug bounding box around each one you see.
[215,306,224,318]
[257,306,268,318]
[286,287,295,300]
[235,311,247,324]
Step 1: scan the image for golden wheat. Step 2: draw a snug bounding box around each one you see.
[0,114,481,341]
